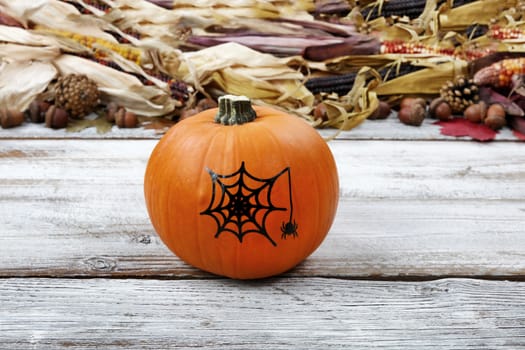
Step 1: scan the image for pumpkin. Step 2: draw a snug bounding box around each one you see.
[144,95,339,279]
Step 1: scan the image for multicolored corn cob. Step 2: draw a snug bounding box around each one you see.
[88,57,190,103]
[305,72,358,95]
[464,24,489,40]
[361,0,428,20]
[377,63,425,81]
[381,39,494,61]
[446,0,480,7]
[304,63,423,95]
[39,28,143,65]
[380,40,455,56]
[488,25,525,40]
[473,57,525,88]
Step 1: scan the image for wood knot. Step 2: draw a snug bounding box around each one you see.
[136,235,152,244]
[85,257,117,272]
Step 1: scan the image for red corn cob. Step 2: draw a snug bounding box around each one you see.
[489,25,525,40]
[380,40,455,56]
[473,57,525,88]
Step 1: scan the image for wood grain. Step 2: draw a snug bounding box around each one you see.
[1,139,524,278]
[0,278,523,349]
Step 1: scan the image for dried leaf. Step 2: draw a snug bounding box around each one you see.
[479,87,525,117]
[66,117,113,134]
[434,118,497,142]
[141,117,176,134]
[513,130,525,141]
[508,115,525,136]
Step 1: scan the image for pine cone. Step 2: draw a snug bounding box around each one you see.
[440,76,480,114]
[54,74,99,119]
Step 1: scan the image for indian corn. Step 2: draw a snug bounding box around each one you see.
[473,57,525,88]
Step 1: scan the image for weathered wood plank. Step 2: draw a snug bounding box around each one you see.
[0,278,523,349]
[0,115,521,141]
[1,140,524,278]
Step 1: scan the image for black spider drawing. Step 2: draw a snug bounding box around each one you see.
[200,161,297,246]
[281,220,298,239]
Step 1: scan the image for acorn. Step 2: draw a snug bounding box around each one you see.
[484,103,506,130]
[115,108,138,128]
[45,105,69,129]
[179,108,200,121]
[400,97,426,110]
[105,102,120,123]
[369,101,391,120]
[27,100,42,123]
[313,102,329,122]
[0,108,24,128]
[463,101,487,124]
[429,97,452,121]
[196,97,218,111]
[26,100,51,123]
[398,103,426,126]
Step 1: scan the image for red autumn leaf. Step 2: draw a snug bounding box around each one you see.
[508,115,525,141]
[513,130,525,141]
[434,118,497,142]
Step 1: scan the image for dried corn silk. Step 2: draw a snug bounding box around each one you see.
[177,42,314,109]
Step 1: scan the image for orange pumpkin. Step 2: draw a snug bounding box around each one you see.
[144,95,339,279]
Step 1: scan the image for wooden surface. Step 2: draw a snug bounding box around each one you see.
[1,117,524,348]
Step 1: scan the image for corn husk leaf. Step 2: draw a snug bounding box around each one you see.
[374,58,468,95]
[0,24,59,47]
[309,67,380,132]
[177,42,314,109]
[0,0,119,40]
[438,0,519,32]
[0,58,57,112]
[54,54,178,116]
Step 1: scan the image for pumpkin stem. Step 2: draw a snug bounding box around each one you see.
[215,95,256,125]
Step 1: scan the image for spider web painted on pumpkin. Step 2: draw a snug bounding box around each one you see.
[200,161,295,247]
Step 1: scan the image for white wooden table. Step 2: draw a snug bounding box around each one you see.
[1,117,524,349]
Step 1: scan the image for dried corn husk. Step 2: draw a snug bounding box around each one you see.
[0,40,179,117]
[0,24,58,47]
[54,54,179,116]
[374,58,468,95]
[0,57,57,112]
[177,42,314,109]
[362,0,439,37]
[0,0,120,40]
[308,67,381,131]
[157,0,314,19]
[1,1,182,74]
[438,0,519,32]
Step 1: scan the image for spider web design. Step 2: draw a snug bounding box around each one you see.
[200,162,294,247]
